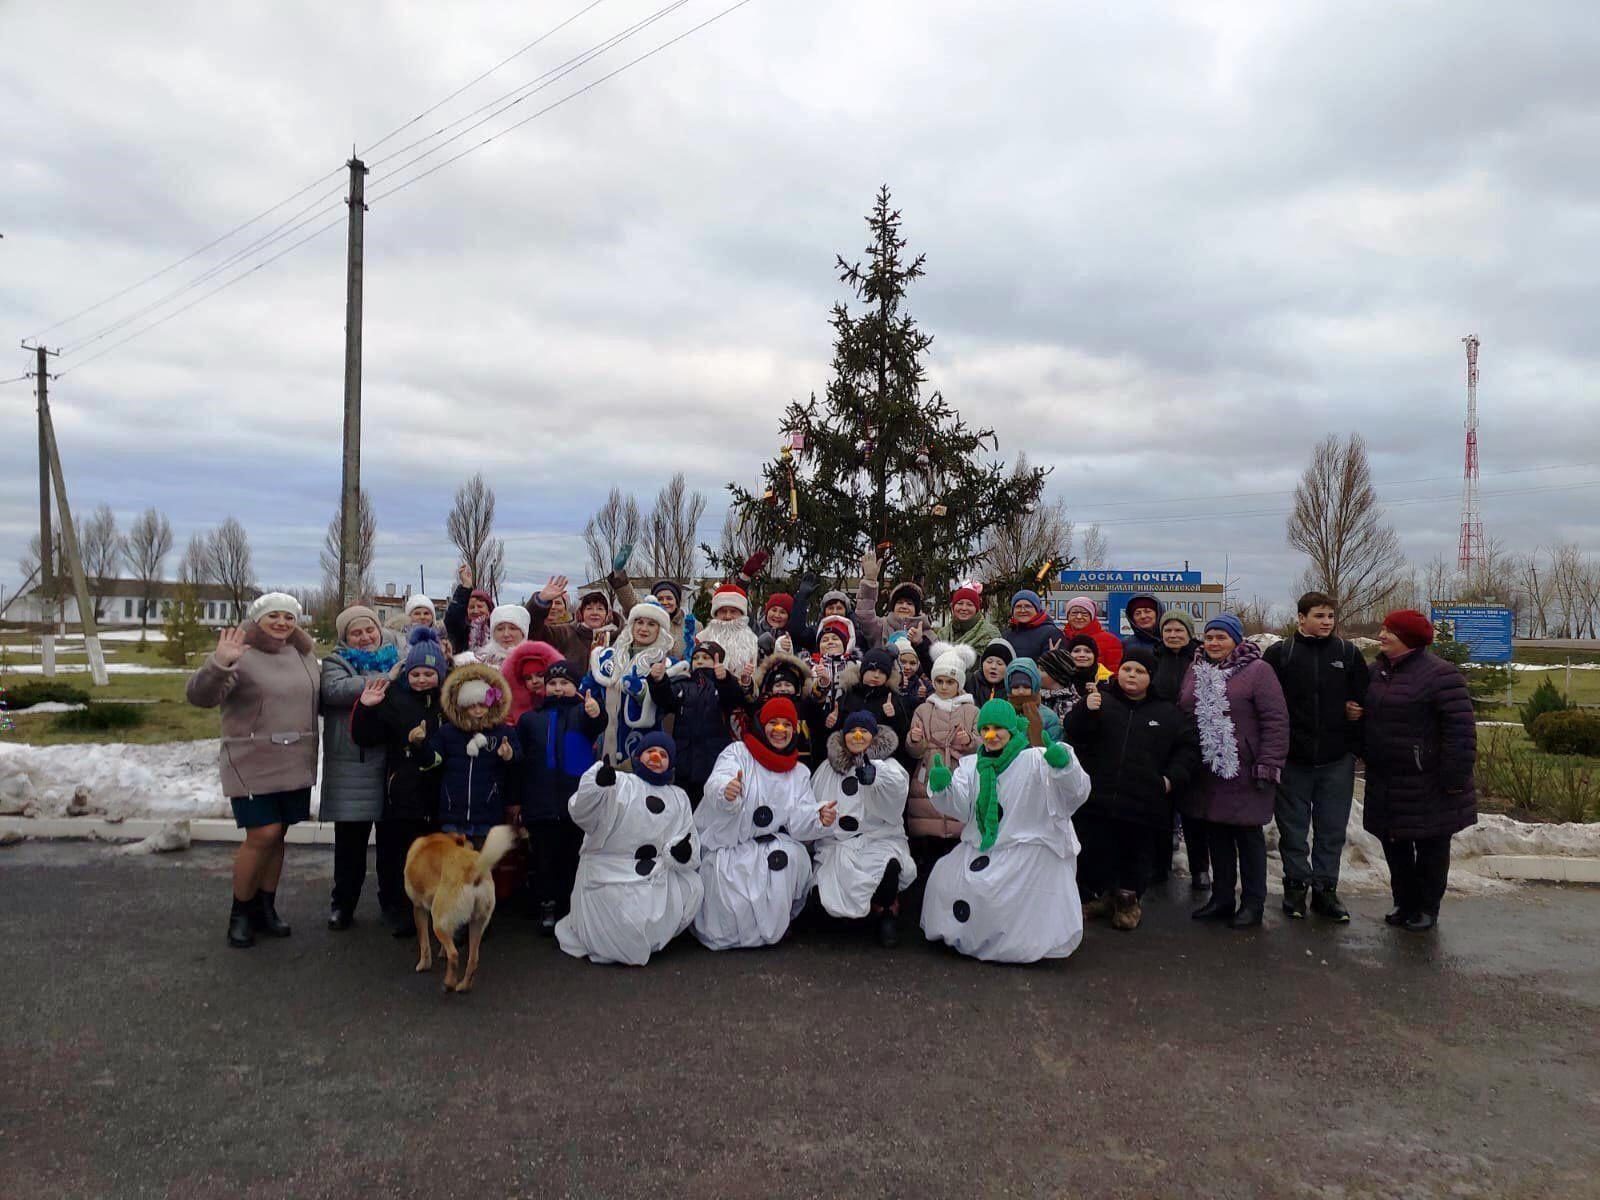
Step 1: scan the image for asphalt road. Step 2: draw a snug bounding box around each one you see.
[2,841,1597,1199]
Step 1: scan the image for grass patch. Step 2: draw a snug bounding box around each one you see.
[2,668,219,745]
[51,704,147,732]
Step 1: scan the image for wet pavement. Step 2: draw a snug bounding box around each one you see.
[1,840,1597,1199]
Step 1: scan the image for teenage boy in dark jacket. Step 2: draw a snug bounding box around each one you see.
[1065,645,1200,932]
[516,661,608,934]
[649,640,745,808]
[1262,590,1370,922]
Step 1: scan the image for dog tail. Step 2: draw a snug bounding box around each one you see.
[471,823,520,886]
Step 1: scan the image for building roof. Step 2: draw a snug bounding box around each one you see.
[14,577,252,604]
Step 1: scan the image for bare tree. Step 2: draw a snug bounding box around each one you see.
[640,473,706,582]
[123,508,173,642]
[1078,524,1109,570]
[18,529,67,624]
[80,504,122,619]
[446,474,506,598]
[709,508,764,579]
[204,518,257,621]
[319,489,377,604]
[178,532,209,587]
[583,486,643,587]
[1286,434,1406,619]
[1419,554,1456,613]
[1514,551,1550,638]
[981,455,1073,584]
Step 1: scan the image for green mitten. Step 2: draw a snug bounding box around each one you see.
[1043,737,1071,770]
[611,542,635,573]
[928,753,953,794]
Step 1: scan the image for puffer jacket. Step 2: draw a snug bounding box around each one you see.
[186,623,321,799]
[1152,637,1196,704]
[1263,632,1370,766]
[515,695,606,823]
[1361,649,1477,841]
[1177,643,1290,826]
[350,682,445,822]
[318,631,402,822]
[905,695,977,839]
[1061,616,1122,671]
[1001,613,1064,663]
[853,578,933,651]
[1065,681,1199,830]
[431,662,521,830]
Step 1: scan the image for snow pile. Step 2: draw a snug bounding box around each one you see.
[0,739,321,821]
[1351,636,1379,652]
[118,820,192,855]
[9,702,87,715]
[1249,633,1282,650]
[1,664,188,676]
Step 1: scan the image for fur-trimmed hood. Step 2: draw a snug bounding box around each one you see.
[441,660,512,732]
[754,649,813,696]
[826,725,899,772]
[244,621,315,656]
[837,659,902,694]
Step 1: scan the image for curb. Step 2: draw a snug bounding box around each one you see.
[0,815,355,846]
[1482,855,1600,884]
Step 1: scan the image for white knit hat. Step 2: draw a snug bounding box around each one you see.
[628,600,672,631]
[931,642,977,684]
[247,592,303,625]
[710,583,748,616]
[488,604,530,636]
[406,594,436,618]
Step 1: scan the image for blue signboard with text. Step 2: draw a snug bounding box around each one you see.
[1059,569,1204,591]
[1429,604,1514,663]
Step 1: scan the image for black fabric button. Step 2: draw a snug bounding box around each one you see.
[754,834,776,845]
[752,805,774,828]
[634,860,654,877]
[767,849,789,871]
[670,837,693,864]
[841,777,859,797]
[994,803,1004,824]
[634,844,657,861]
[970,855,990,872]
[646,795,666,815]
[953,900,971,923]
[838,815,860,832]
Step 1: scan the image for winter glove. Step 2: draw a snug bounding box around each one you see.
[928,754,952,794]
[1042,733,1071,771]
[611,542,635,573]
[740,550,770,580]
[466,732,488,758]
[596,755,617,788]
[855,761,877,787]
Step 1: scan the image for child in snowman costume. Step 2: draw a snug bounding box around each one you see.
[809,710,916,948]
[919,698,1092,964]
[694,697,835,950]
[556,733,704,966]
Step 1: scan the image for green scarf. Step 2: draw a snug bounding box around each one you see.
[973,698,1028,851]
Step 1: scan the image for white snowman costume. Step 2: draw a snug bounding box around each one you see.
[694,735,823,950]
[920,725,1091,964]
[556,758,704,966]
[809,726,916,919]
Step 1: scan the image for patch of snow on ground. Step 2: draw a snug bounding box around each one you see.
[8,702,87,714]
[1249,633,1282,649]
[0,663,189,675]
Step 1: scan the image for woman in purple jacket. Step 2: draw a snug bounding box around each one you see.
[1178,614,1290,929]
[1358,610,1477,933]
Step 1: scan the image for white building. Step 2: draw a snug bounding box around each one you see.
[4,578,254,629]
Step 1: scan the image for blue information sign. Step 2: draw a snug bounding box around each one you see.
[1429,604,1514,663]
[1059,569,1203,590]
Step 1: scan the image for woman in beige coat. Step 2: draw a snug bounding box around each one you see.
[904,644,978,907]
[187,592,321,949]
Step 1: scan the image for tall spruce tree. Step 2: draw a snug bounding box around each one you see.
[717,186,1049,593]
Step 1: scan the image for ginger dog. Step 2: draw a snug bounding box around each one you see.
[403,824,520,993]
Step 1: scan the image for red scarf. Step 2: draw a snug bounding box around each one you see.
[1011,610,1050,630]
[741,731,799,773]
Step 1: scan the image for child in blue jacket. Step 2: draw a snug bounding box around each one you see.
[431,661,521,840]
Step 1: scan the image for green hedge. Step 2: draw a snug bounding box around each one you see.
[1529,709,1600,757]
[4,680,93,708]
[51,704,147,732]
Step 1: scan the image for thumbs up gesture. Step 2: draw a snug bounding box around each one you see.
[596,754,617,788]
[724,768,745,803]
[818,800,838,828]
[583,692,602,719]
[928,753,953,794]
[408,721,428,744]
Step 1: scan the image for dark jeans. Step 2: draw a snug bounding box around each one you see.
[1381,835,1453,917]
[1206,823,1267,908]
[332,821,376,913]
[1181,815,1211,877]
[1275,755,1356,889]
[1076,812,1158,898]
[530,816,584,913]
[377,819,430,916]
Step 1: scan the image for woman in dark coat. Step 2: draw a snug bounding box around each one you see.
[1178,614,1290,929]
[1359,610,1477,932]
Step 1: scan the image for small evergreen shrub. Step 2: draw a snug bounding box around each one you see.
[51,704,147,732]
[1529,709,1600,757]
[1519,677,1570,734]
[5,680,93,708]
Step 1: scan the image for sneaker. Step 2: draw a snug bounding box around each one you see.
[537,901,559,938]
[1310,887,1351,924]
[1281,883,1308,920]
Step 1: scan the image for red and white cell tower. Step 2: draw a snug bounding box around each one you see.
[1457,334,1483,574]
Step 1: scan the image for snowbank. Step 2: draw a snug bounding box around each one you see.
[9,702,87,714]
[0,664,188,676]
[1249,633,1282,650]
[0,740,321,822]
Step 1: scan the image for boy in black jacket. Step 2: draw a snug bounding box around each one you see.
[1262,591,1370,922]
[515,661,608,935]
[648,639,745,808]
[1065,644,1200,931]
[350,626,449,937]
[829,647,913,769]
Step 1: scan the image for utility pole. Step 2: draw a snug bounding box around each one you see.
[35,345,56,676]
[27,345,109,686]
[338,156,368,609]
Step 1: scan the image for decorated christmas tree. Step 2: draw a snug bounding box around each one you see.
[714,186,1051,594]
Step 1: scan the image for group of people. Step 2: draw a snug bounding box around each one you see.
[187,545,1479,966]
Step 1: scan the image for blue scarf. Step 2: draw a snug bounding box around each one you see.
[342,643,398,674]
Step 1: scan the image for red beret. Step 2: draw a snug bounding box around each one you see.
[1383,609,1434,649]
[764,593,795,614]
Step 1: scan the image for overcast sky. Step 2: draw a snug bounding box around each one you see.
[3,0,1596,611]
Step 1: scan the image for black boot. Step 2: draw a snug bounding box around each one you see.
[1310,886,1350,924]
[538,901,558,937]
[1191,894,1237,921]
[1402,911,1438,933]
[1229,902,1264,930]
[1281,883,1308,920]
[328,904,354,931]
[381,907,413,938]
[227,898,256,948]
[1383,907,1413,927]
[251,890,292,938]
[876,910,900,949]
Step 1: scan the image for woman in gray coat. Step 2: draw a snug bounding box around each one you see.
[187,593,321,949]
[321,605,403,932]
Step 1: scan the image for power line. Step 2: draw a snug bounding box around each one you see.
[360,0,610,156]
[369,0,759,205]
